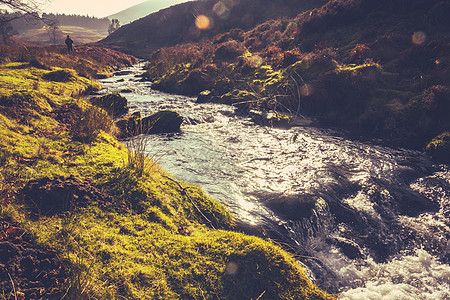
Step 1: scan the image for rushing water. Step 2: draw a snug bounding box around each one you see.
[99,64,450,299]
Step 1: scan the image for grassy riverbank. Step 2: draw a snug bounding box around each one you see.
[0,46,333,299]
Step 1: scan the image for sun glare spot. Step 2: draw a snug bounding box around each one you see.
[412,31,427,45]
[225,261,239,275]
[247,55,263,67]
[213,1,230,20]
[286,22,298,34]
[300,84,313,97]
[195,15,212,30]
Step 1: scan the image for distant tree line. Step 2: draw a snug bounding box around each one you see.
[44,13,111,31]
[0,1,121,44]
[0,9,118,44]
[5,12,111,33]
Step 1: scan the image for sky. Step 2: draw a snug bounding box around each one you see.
[42,0,150,18]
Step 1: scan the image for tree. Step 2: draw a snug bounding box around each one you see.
[0,0,42,16]
[108,18,120,35]
[46,18,59,45]
[0,12,18,43]
[0,1,46,36]
[0,1,52,28]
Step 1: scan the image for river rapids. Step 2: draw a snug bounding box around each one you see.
[98,64,450,299]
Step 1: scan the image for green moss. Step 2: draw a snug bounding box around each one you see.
[42,69,76,82]
[287,57,338,80]
[426,132,450,164]
[221,89,257,105]
[30,207,331,299]
[0,63,102,97]
[335,62,381,73]
[0,61,333,299]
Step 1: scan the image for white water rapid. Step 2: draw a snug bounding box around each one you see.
[98,64,450,299]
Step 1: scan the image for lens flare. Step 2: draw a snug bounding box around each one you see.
[195,15,212,30]
[213,1,230,20]
[412,31,427,45]
[225,261,239,275]
[300,84,313,97]
[286,22,298,35]
[247,55,263,68]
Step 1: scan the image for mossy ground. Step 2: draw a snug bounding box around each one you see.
[0,49,333,298]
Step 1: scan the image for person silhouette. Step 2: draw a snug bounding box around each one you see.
[65,35,73,52]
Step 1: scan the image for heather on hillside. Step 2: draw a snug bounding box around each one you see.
[141,0,450,151]
[101,0,328,56]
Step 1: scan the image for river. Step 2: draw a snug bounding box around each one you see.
[98,64,450,299]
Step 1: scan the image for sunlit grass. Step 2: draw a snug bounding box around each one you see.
[17,25,107,45]
[0,56,333,299]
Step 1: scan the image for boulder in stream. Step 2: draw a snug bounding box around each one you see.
[116,110,183,138]
[196,90,220,103]
[91,93,128,117]
[333,237,364,259]
[261,193,317,220]
[426,132,450,164]
[142,110,183,134]
[249,110,313,129]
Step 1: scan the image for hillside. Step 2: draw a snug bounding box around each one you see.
[7,13,110,45]
[17,25,107,45]
[101,0,328,57]
[0,44,333,298]
[136,0,450,155]
[107,0,188,25]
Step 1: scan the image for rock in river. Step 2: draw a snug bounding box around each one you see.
[116,110,183,138]
[91,93,128,117]
[426,132,450,164]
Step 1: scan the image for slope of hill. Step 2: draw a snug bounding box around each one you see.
[138,0,450,154]
[101,0,328,56]
[17,25,107,45]
[7,13,110,45]
[107,0,188,25]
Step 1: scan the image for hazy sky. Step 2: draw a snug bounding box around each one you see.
[43,0,149,18]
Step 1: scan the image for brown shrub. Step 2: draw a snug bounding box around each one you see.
[261,46,283,66]
[276,48,303,68]
[214,40,245,61]
[72,106,117,143]
[349,44,371,62]
[42,70,75,82]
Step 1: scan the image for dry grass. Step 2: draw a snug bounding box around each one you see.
[72,105,118,143]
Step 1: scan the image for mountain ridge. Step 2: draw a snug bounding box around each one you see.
[100,0,328,57]
[107,0,188,25]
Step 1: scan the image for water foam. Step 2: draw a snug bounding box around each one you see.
[339,249,450,300]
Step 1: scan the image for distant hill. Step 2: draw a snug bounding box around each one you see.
[100,0,328,57]
[17,26,108,45]
[107,0,188,25]
[7,13,110,44]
